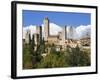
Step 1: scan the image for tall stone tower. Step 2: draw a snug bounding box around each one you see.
[44,17,49,41]
[58,32,62,40]
[36,26,42,43]
[34,33,39,46]
[62,25,67,42]
[33,33,39,51]
[69,26,74,39]
[25,30,30,44]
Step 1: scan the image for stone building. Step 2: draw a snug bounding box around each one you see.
[34,33,39,46]
[25,30,31,44]
[44,17,60,45]
[44,17,49,41]
[36,26,42,43]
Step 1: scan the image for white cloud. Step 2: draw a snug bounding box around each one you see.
[23,23,91,40]
[23,25,36,39]
[75,25,91,39]
[42,23,62,35]
[23,23,62,39]
[49,23,62,35]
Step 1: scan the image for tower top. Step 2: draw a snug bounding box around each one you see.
[26,29,30,34]
[65,25,67,27]
[44,17,49,20]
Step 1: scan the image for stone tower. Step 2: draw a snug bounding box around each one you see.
[44,17,49,41]
[62,25,67,42]
[69,26,74,39]
[36,26,42,43]
[33,33,39,51]
[25,30,30,44]
[34,33,39,46]
[65,25,67,40]
[58,32,62,40]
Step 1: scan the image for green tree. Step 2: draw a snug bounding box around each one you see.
[65,46,90,67]
[35,47,68,68]
[31,34,35,53]
[29,33,31,45]
[23,44,33,69]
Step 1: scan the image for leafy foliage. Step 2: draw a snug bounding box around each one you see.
[65,46,90,67]
[23,40,90,69]
[23,44,33,69]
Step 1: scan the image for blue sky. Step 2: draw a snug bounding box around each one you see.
[22,10,91,27]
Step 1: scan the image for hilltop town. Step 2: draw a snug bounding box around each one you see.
[23,17,90,51]
[23,17,91,69]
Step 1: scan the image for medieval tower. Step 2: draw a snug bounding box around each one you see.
[62,26,67,42]
[25,30,31,44]
[36,26,42,43]
[44,17,49,41]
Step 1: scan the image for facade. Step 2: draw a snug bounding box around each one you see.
[47,35,59,44]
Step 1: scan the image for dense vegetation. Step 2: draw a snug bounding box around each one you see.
[23,37,90,69]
